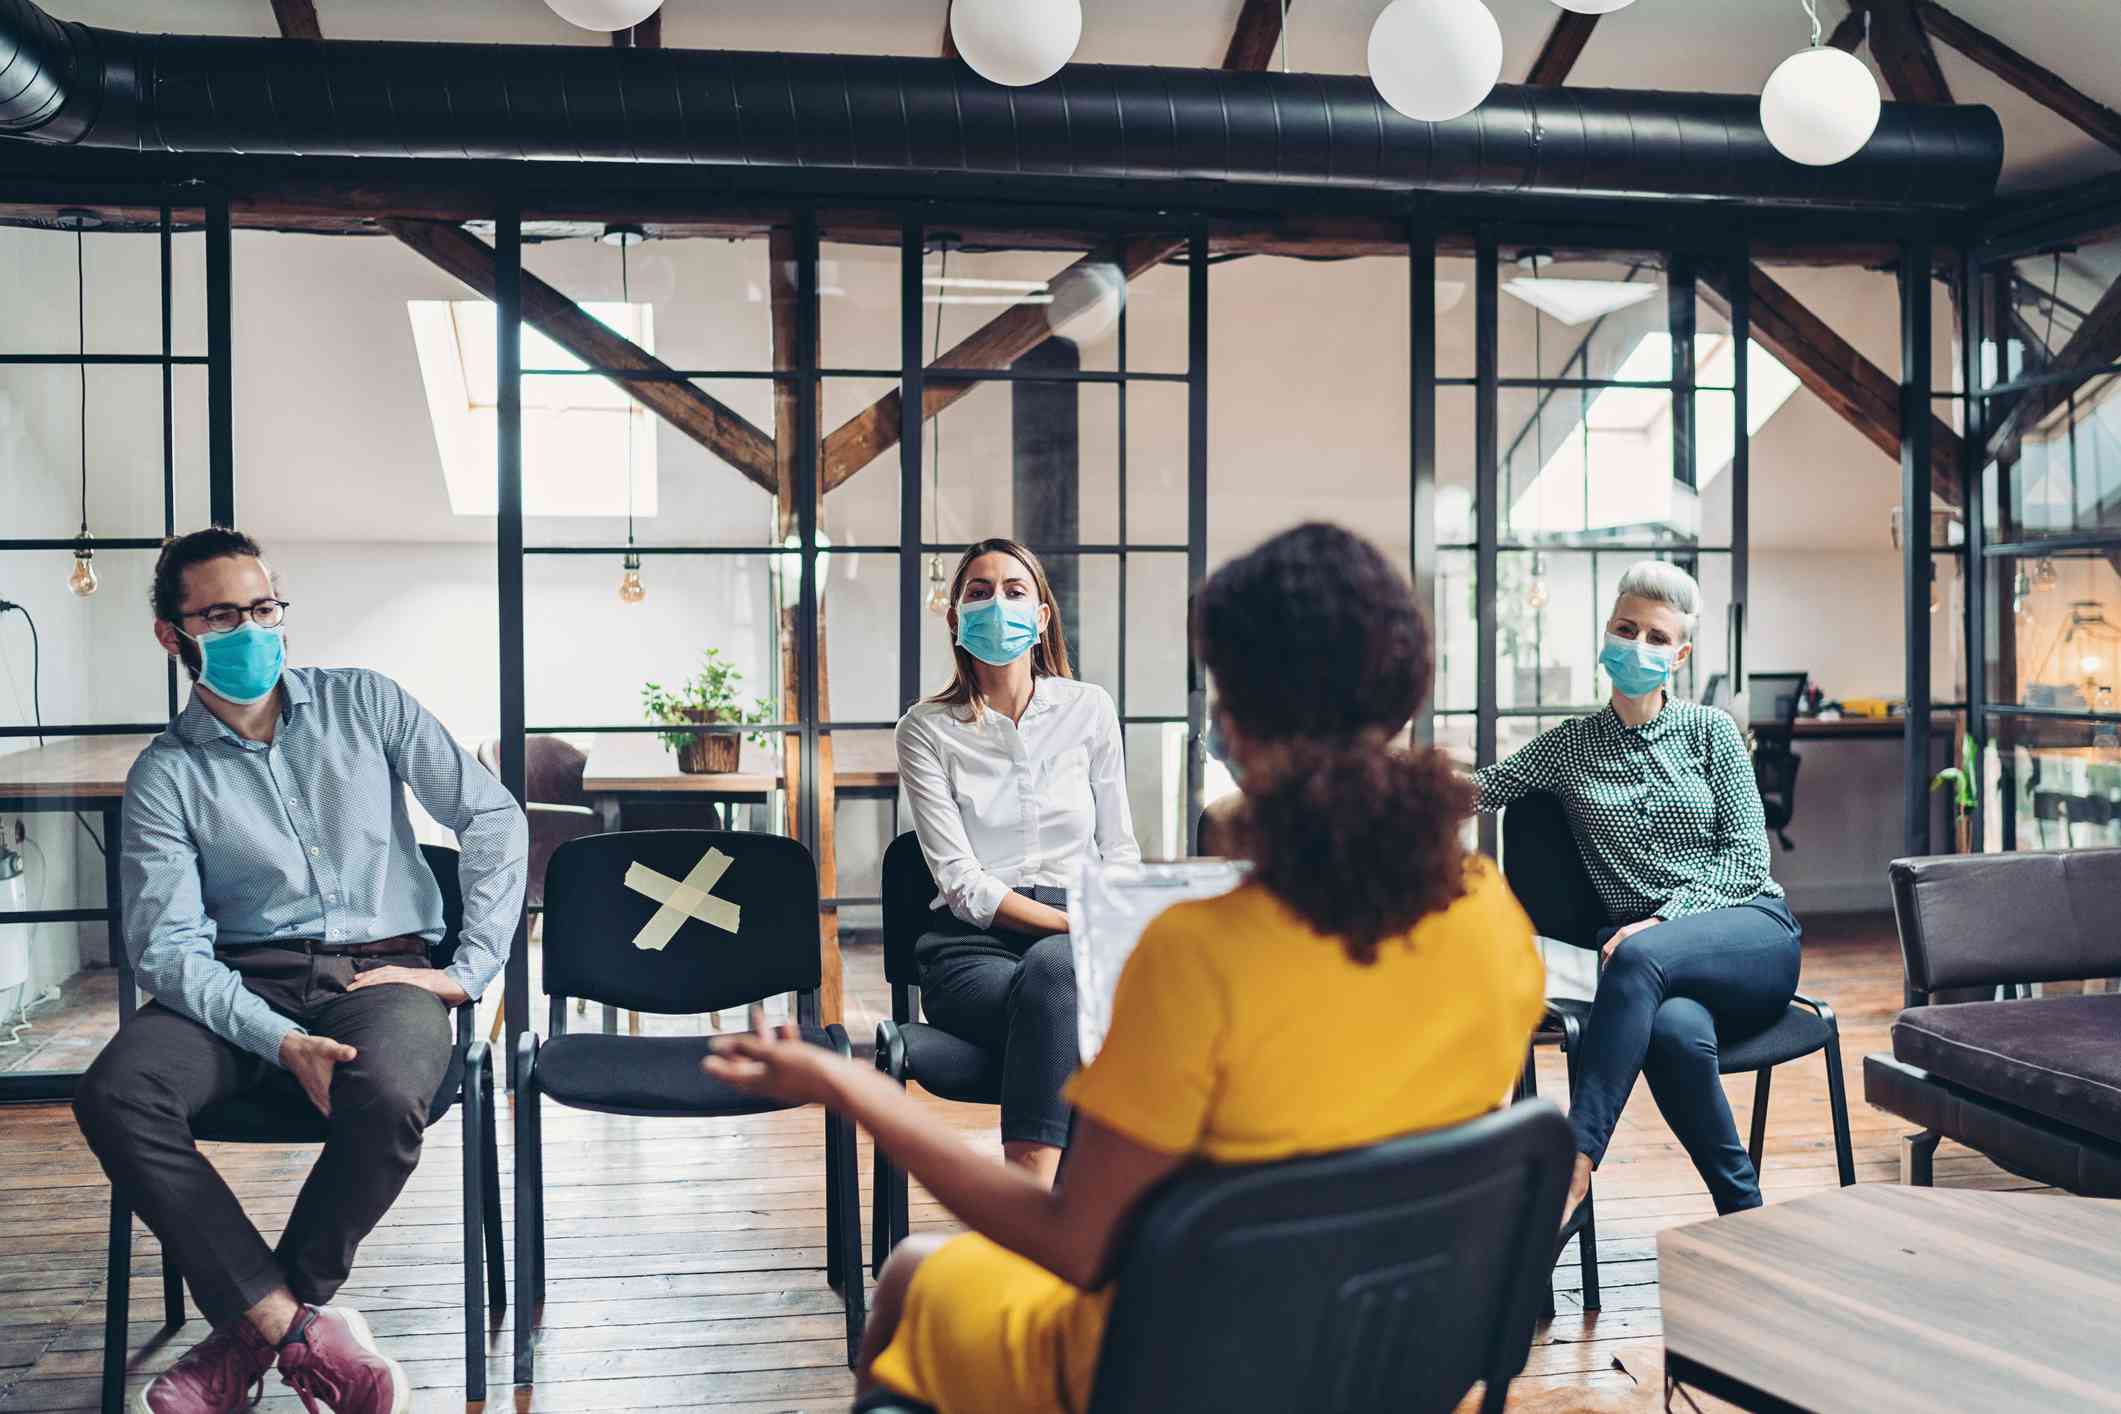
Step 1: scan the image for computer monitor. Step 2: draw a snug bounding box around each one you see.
[1748,672,1809,731]
[1701,672,1731,710]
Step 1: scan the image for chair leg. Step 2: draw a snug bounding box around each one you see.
[1902,1129,1941,1187]
[1480,1377,1511,1414]
[1822,1025,1857,1188]
[161,1251,185,1328]
[1576,1179,1600,1313]
[871,1146,892,1280]
[481,1063,507,1312]
[824,1109,846,1293]
[462,1049,488,1406]
[103,1193,132,1414]
[514,1035,542,1388]
[1747,1067,1772,1178]
[835,1105,866,1368]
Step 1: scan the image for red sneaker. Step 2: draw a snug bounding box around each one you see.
[274,1306,409,1414]
[135,1320,275,1413]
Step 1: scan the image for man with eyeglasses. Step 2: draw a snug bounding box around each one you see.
[73,527,527,1414]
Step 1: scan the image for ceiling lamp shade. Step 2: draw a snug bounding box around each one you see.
[1552,0,1636,11]
[543,0,662,32]
[1760,45,1882,165]
[1045,261,1126,345]
[1368,0,1503,124]
[1503,277,1658,326]
[950,0,1082,88]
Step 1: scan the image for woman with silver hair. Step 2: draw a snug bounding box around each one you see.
[1473,559,1798,1234]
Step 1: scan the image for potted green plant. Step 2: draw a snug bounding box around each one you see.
[641,649,775,775]
[1930,734,1982,854]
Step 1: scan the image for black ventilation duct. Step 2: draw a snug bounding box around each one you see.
[0,0,2002,209]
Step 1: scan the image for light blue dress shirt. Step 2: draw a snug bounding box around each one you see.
[119,667,528,1066]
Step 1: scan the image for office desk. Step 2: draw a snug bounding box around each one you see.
[1785,717,1955,740]
[0,735,150,1100]
[580,731,899,833]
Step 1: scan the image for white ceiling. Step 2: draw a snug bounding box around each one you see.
[39,0,2121,195]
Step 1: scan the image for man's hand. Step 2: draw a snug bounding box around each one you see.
[1602,915,1663,964]
[280,1032,359,1117]
[347,966,471,1007]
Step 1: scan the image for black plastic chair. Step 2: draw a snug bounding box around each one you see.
[98,843,504,1413]
[1747,671,1808,851]
[870,832,1004,1274]
[513,829,864,1382]
[853,1102,1576,1414]
[1500,792,1856,1317]
[1755,743,1803,852]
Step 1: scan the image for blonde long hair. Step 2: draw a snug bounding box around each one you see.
[927,538,1074,715]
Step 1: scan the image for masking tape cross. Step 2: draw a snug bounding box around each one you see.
[624,849,740,951]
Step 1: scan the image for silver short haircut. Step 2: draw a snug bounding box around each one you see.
[1613,560,1700,641]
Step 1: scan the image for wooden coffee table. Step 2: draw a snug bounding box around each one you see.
[1660,1185,2121,1413]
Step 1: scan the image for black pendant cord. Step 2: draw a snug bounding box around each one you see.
[928,243,949,561]
[622,236,635,554]
[75,221,87,539]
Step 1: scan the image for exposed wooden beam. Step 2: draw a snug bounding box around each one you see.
[1868,0,1953,105]
[1827,4,1868,53]
[382,218,778,495]
[1222,0,1292,73]
[820,236,1182,491]
[1525,12,1598,88]
[611,11,661,47]
[940,1,959,60]
[1917,1,2121,158]
[1987,272,2121,465]
[1700,264,1963,506]
[269,0,322,40]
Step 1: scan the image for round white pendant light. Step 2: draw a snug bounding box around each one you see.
[950,0,1083,88]
[1760,45,1882,165]
[544,0,662,32]
[1368,0,1504,124]
[1552,0,1636,12]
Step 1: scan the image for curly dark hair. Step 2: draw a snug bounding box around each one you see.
[1195,523,1474,964]
[152,526,265,623]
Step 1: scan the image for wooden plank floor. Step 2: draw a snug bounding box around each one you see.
[0,914,2052,1413]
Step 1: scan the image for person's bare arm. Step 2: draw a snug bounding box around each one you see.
[706,1014,1180,1287]
[989,889,1071,937]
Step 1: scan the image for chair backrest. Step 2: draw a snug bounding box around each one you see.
[1889,847,2121,1002]
[542,830,821,1015]
[418,842,466,972]
[476,734,589,808]
[882,832,938,988]
[1753,743,1801,805]
[1089,1102,1574,1414]
[1499,792,1607,951]
[1700,671,1729,710]
[1747,671,1808,734]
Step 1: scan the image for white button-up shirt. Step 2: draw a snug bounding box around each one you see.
[895,676,1141,928]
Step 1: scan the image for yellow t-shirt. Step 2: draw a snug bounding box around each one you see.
[869,856,1546,1414]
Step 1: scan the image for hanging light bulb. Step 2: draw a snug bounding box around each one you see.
[2034,557,2060,592]
[1928,565,1941,615]
[924,555,952,617]
[1525,553,1551,610]
[69,536,98,598]
[950,0,1081,87]
[64,211,100,597]
[619,551,646,605]
[609,224,647,605]
[1368,0,1502,124]
[1760,0,1881,166]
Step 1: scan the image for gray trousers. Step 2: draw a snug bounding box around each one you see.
[73,945,452,1328]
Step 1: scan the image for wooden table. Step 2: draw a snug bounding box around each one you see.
[1660,1185,2121,1413]
[580,730,899,833]
[1787,717,1953,739]
[0,735,152,1098]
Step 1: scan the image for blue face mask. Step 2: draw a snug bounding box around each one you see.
[955,595,1042,667]
[183,622,286,706]
[1600,632,1676,700]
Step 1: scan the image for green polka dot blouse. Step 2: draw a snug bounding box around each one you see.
[1472,697,1784,925]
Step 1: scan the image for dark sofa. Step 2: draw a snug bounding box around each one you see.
[1865,849,2121,1193]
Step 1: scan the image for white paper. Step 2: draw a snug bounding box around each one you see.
[1068,858,1247,1063]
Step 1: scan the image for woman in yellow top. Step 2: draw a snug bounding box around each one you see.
[706,522,1546,1413]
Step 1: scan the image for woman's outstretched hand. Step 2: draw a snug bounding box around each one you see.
[702,1006,846,1107]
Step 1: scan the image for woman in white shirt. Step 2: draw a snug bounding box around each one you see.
[895,537,1140,1181]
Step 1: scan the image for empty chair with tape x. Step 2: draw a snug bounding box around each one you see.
[511,829,865,1382]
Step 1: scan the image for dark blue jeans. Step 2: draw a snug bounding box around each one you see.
[1570,897,1802,1215]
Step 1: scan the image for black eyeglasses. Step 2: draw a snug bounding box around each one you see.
[179,599,290,634]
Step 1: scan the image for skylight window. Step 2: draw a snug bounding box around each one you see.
[408,300,659,518]
[1507,333,1802,539]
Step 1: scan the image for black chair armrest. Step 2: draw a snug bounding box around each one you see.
[455,1001,475,1054]
[515,1030,539,1091]
[465,1036,489,1083]
[1790,992,1836,1028]
[826,1022,853,1061]
[875,1020,909,1083]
